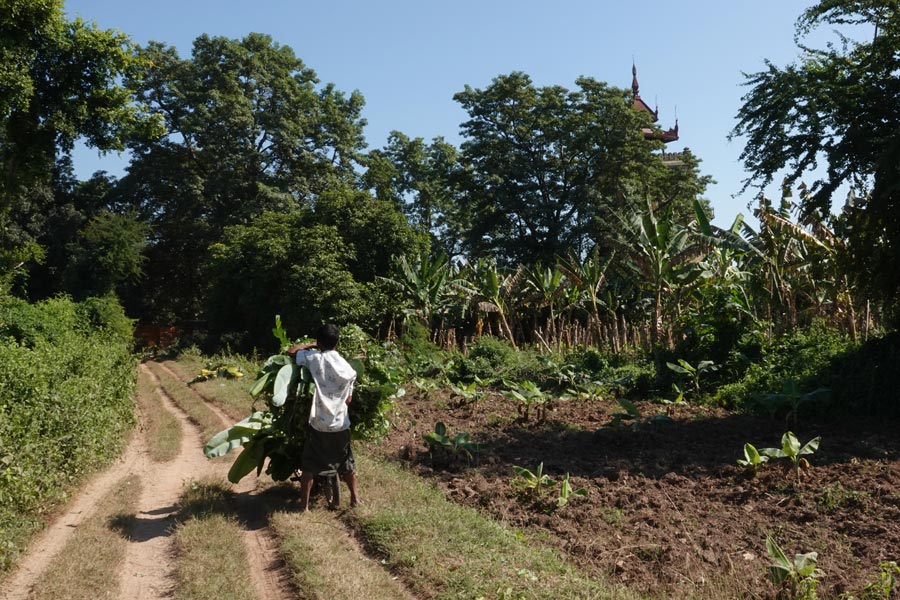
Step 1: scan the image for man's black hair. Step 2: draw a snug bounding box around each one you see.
[316,324,340,351]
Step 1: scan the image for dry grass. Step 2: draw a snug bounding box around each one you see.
[29,475,141,600]
[147,362,225,442]
[270,510,414,600]
[137,367,182,462]
[167,355,261,422]
[172,478,258,600]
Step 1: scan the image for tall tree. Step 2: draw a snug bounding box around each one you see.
[1,0,159,284]
[363,132,466,257]
[453,72,668,266]
[118,33,368,321]
[731,0,900,314]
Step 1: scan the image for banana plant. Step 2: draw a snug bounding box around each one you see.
[766,535,823,599]
[422,421,482,465]
[558,247,614,344]
[502,379,551,422]
[466,258,520,348]
[512,462,556,500]
[556,472,588,508]
[619,199,705,347]
[737,442,769,476]
[761,431,821,484]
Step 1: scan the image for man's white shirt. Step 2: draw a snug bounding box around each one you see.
[295,349,357,432]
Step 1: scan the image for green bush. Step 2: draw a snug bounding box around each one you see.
[0,295,136,573]
[450,336,513,382]
[821,331,900,417]
[714,321,852,411]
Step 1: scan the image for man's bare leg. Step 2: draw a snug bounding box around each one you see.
[299,472,315,512]
[341,472,360,507]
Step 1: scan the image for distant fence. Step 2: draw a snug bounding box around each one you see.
[134,324,180,349]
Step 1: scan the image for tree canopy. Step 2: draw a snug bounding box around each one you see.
[732,0,900,312]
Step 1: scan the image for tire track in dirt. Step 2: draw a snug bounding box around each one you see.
[117,364,222,599]
[0,431,146,600]
[153,361,294,600]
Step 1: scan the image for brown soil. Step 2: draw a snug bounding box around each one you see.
[370,388,900,599]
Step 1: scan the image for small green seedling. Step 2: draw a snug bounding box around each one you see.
[758,379,831,424]
[449,376,488,410]
[855,561,900,600]
[512,462,556,500]
[423,421,482,466]
[666,358,718,395]
[737,442,769,476]
[502,379,551,422]
[761,431,821,484]
[556,472,588,508]
[608,398,673,429]
[766,534,823,599]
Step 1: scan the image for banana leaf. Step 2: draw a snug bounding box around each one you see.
[204,411,269,458]
[227,437,267,483]
[272,363,301,407]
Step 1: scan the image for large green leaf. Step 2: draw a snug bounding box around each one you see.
[204,411,268,458]
[227,438,266,483]
[272,363,300,407]
[799,436,821,456]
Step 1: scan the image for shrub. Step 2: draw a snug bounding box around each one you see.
[451,336,523,382]
[714,321,852,411]
[0,295,136,573]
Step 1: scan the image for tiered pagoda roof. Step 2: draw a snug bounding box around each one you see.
[631,64,678,143]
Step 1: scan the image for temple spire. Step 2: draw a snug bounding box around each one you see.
[632,62,639,96]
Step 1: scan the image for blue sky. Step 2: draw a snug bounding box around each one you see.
[65,1,850,226]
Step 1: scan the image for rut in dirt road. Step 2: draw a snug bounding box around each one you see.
[117,364,225,599]
[141,362,295,600]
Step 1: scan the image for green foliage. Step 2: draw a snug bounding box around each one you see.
[820,331,900,418]
[737,443,769,475]
[665,358,718,397]
[761,432,821,484]
[449,377,488,409]
[816,482,868,515]
[765,535,823,600]
[1,0,162,212]
[714,322,851,410]
[846,561,899,600]
[422,422,482,467]
[732,0,900,310]
[754,379,831,424]
[453,71,702,266]
[205,213,370,349]
[511,463,586,511]
[555,472,588,509]
[608,398,673,429]
[511,463,556,501]
[118,33,369,323]
[450,335,531,383]
[502,379,551,422]
[0,295,136,573]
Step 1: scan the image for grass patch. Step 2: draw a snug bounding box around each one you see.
[271,510,412,600]
[137,367,182,462]
[348,454,637,600]
[147,362,225,442]
[173,478,258,600]
[29,475,141,600]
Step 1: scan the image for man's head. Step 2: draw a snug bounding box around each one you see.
[316,323,340,351]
